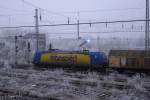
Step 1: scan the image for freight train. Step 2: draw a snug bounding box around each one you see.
[33,49,150,70]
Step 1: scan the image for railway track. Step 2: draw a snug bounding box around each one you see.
[0,66,149,100]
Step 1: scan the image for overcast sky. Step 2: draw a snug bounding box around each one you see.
[0,0,147,38]
[0,0,145,24]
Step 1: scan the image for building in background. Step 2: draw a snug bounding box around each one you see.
[23,33,46,51]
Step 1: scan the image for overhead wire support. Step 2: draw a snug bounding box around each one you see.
[35,8,39,51]
[145,0,150,50]
[35,9,39,34]
[77,20,80,39]
[0,19,148,29]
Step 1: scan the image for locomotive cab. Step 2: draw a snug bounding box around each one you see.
[89,52,107,68]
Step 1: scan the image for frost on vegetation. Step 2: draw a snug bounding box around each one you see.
[0,67,148,100]
[127,73,145,91]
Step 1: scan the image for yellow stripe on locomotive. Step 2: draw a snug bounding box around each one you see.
[41,53,90,66]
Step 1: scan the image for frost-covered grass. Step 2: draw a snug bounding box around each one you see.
[0,67,149,100]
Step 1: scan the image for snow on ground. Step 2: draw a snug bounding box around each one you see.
[0,66,149,100]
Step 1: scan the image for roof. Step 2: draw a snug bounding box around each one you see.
[109,50,150,57]
[41,49,90,55]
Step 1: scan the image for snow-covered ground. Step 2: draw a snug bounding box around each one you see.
[0,66,149,100]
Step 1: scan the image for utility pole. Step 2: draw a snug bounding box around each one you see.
[77,20,80,39]
[15,36,18,65]
[145,0,150,50]
[35,8,39,51]
[77,12,80,39]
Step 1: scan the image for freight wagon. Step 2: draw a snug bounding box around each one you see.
[109,50,150,70]
[33,50,107,69]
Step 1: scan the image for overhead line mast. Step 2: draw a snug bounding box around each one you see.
[35,8,39,51]
[146,0,150,50]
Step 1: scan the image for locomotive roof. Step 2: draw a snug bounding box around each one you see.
[41,49,90,54]
[109,50,150,57]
